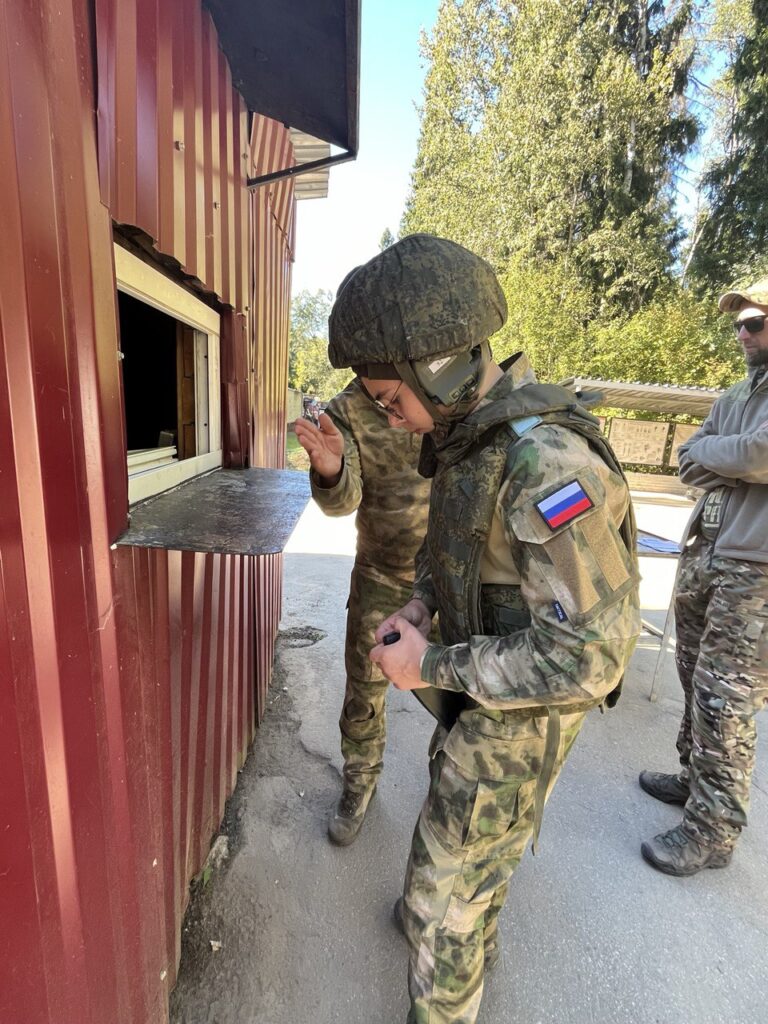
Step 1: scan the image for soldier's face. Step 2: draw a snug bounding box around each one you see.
[362,377,436,433]
[735,304,768,369]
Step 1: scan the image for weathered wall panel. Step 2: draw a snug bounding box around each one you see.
[97,0,254,312]
[1,0,297,1021]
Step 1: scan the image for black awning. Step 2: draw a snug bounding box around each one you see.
[204,0,360,154]
[117,469,310,556]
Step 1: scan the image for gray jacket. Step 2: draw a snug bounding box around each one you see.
[678,369,768,563]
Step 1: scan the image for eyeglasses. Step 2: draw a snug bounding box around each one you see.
[372,381,405,421]
[733,315,768,335]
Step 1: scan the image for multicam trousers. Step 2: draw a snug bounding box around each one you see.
[401,705,586,1024]
[340,565,414,794]
[674,537,768,847]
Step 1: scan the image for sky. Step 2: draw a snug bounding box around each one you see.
[290,0,441,297]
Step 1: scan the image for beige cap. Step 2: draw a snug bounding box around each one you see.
[718,275,768,312]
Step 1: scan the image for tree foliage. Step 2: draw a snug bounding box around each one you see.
[395,1,757,391]
[288,290,351,400]
[688,0,768,289]
[404,0,697,312]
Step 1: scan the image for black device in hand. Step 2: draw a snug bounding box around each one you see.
[382,631,401,645]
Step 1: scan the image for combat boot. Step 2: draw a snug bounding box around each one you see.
[641,824,732,877]
[393,899,501,972]
[327,784,376,846]
[638,770,689,806]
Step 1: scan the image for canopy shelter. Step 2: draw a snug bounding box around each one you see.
[205,0,361,190]
[563,377,723,418]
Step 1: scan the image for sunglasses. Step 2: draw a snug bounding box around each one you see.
[733,315,767,335]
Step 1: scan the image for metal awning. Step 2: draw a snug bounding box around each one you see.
[117,469,310,555]
[563,378,723,418]
[290,130,331,200]
[203,1,360,188]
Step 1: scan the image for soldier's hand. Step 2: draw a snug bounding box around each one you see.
[294,413,345,483]
[376,599,433,641]
[369,617,429,690]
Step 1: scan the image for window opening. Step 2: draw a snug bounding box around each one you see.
[114,244,222,504]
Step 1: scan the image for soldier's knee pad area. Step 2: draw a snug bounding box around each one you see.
[340,697,385,741]
[343,697,377,722]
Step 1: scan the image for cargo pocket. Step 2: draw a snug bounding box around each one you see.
[509,468,637,626]
[426,751,478,853]
[466,776,537,844]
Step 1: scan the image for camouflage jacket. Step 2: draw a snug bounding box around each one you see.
[417,361,640,712]
[310,378,430,578]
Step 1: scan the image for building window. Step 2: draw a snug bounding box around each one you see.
[114,244,222,503]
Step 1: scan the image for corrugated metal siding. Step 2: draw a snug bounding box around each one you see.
[1,0,297,1021]
[96,0,250,313]
[250,117,296,468]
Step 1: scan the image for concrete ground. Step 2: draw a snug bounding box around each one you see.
[170,493,768,1024]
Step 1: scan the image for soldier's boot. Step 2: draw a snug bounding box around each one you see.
[393,899,501,972]
[638,770,689,806]
[641,824,733,877]
[327,784,376,846]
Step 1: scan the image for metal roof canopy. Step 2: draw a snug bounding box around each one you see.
[117,469,310,555]
[203,0,360,189]
[565,377,723,418]
[290,130,331,200]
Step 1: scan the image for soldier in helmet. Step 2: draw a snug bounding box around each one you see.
[294,268,432,846]
[639,277,768,876]
[328,234,640,1024]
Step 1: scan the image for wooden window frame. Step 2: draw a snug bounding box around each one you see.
[114,245,222,504]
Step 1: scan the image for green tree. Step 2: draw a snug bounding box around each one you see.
[379,228,396,250]
[587,286,743,387]
[288,289,350,400]
[404,0,697,317]
[688,0,768,289]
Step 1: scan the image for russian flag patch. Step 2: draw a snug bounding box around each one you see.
[535,480,594,531]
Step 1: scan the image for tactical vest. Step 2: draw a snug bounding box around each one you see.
[426,383,637,710]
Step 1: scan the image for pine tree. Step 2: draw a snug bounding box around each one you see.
[689,0,768,289]
[403,0,697,314]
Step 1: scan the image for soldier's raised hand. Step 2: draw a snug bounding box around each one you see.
[294,412,345,484]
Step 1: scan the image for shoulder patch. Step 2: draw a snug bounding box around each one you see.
[535,479,593,530]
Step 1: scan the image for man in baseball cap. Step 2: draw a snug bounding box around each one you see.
[639,276,768,875]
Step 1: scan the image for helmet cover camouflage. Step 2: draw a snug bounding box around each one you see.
[328,234,507,370]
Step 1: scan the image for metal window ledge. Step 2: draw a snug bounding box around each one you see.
[116,468,310,555]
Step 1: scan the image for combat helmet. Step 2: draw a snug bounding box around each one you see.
[328,234,507,423]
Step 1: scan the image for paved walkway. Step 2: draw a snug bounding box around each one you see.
[170,494,768,1024]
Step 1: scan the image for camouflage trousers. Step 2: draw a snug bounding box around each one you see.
[340,565,414,794]
[401,705,585,1024]
[674,537,768,847]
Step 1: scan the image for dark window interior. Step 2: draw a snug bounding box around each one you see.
[118,291,181,453]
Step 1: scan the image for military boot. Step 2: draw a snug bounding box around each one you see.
[641,824,733,877]
[638,770,689,806]
[327,784,376,846]
[393,899,501,972]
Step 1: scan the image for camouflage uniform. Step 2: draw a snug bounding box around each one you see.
[399,356,638,1019]
[673,538,768,847]
[668,366,768,850]
[404,360,640,1024]
[325,235,640,1023]
[310,379,430,795]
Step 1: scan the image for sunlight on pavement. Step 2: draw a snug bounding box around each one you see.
[284,497,358,556]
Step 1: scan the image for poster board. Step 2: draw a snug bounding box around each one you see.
[669,423,700,467]
[609,419,670,466]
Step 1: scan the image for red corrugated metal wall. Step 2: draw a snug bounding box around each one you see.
[0,0,296,1020]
